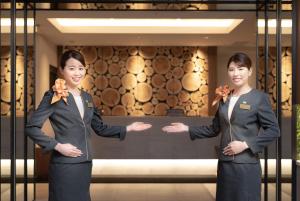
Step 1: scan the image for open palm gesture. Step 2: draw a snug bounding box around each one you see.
[162,122,189,133]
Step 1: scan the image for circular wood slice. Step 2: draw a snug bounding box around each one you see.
[118,87,126,95]
[154,103,169,116]
[131,110,144,116]
[108,63,121,75]
[171,57,181,67]
[112,105,127,116]
[191,91,201,103]
[112,55,119,63]
[144,67,154,76]
[20,93,33,109]
[16,56,24,74]
[121,93,135,107]
[15,85,22,101]
[153,56,170,74]
[81,75,94,90]
[171,47,183,57]
[183,61,194,72]
[1,58,9,68]
[258,57,274,74]
[202,94,209,105]
[1,102,10,115]
[199,85,209,95]
[166,95,178,107]
[282,56,292,75]
[101,105,111,115]
[1,82,21,102]
[282,83,290,102]
[119,50,129,60]
[156,88,168,101]
[142,102,154,114]
[95,76,108,90]
[182,52,192,61]
[267,75,275,88]
[172,67,184,79]
[81,47,97,64]
[128,47,138,56]
[102,88,120,107]
[182,73,201,91]
[1,47,10,59]
[178,91,190,102]
[137,73,147,82]
[165,72,173,80]
[145,60,152,67]
[120,67,127,75]
[139,47,157,59]
[126,56,145,74]
[151,74,166,88]
[121,73,137,90]
[109,76,121,88]
[17,74,24,88]
[166,79,182,94]
[187,110,197,116]
[94,59,108,74]
[98,47,113,60]
[134,83,152,102]
[92,95,101,107]
[200,72,208,81]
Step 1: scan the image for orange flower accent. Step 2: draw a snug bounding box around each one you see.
[51,78,69,105]
[212,85,232,107]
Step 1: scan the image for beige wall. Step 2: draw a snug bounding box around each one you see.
[36,34,57,136]
[36,35,57,104]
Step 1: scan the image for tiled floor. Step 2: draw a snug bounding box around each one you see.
[1,183,292,201]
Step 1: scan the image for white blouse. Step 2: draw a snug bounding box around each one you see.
[228,96,240,120]
[73,95,84,119]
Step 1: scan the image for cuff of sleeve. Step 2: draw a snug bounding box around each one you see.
[119,126,127,141]
[245,139,260,154]
[189,127,197,141]
[43,139,58,152]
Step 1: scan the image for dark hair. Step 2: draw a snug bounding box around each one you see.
[227,52,252,70]
[60,50,86,69]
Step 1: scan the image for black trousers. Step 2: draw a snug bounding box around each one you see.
[216,161,261,201]
[49,162,92,201]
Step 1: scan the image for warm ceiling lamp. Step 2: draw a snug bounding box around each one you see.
[1,18,35,33]
[48,18,243,34]
[257,19,292,34]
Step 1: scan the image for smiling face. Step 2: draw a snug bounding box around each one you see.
[60,57,86,89]
[227,61,252,88]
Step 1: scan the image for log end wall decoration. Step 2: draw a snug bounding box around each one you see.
[258,47,292,115]
[1,47,34,116]
[62,46,211,116]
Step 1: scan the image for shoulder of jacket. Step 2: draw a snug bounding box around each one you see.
[43,89,54,98]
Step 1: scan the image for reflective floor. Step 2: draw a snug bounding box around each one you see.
[1,183,291,201]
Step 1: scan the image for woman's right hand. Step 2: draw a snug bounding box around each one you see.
[54,143,82,157]
[162,122,189,133]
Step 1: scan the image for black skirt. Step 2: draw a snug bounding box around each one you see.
[216,161,261,201]
[48,162,92,201]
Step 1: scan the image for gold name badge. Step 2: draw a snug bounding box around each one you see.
[240,103,251,110]
[85,99,94,108]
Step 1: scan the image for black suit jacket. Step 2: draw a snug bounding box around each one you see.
[25,90,126,163]
[189,89,280,163]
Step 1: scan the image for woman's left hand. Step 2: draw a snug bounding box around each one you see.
[126,122,152,132]
[223,141,249,156]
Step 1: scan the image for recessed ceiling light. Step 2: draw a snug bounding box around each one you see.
[48,18,243,34]
[1,18,35,33]
[257,19,292,34]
